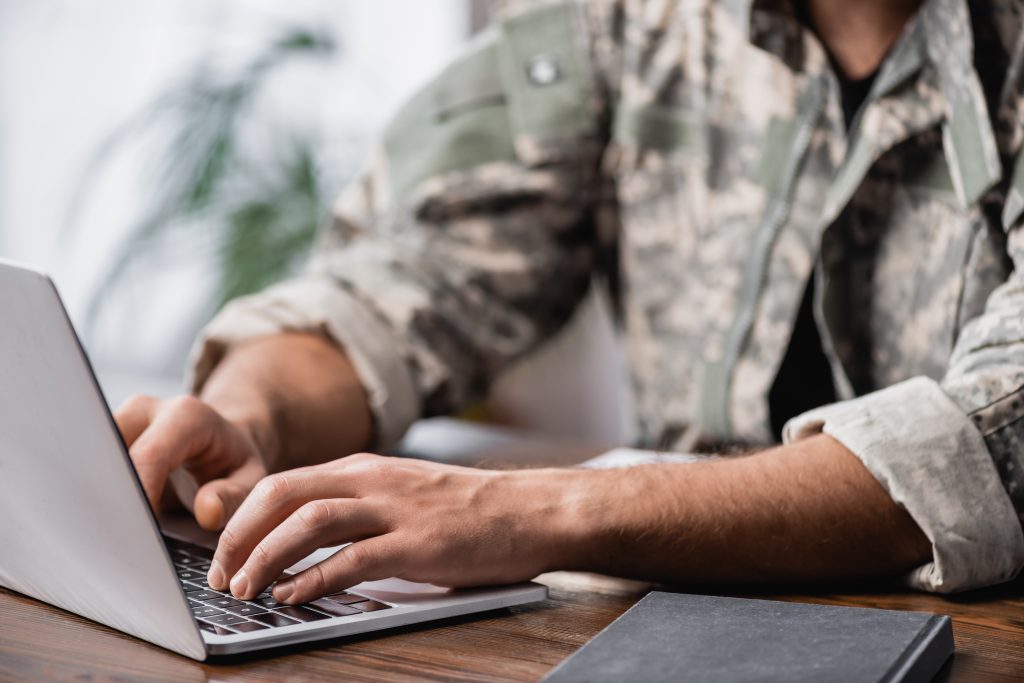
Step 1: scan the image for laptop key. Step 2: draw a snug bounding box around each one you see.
[190,591,223,602]
[255,596,283,609]
[273,606,331,622]
[350,600,391,612]
[192,606,225,618]
[181,582,206,594]
[209,597,246,609]
[323,592,371,605]
[225,604,269,617]
[230,621,269,633]
[205,613,248,626]
[166,539,212,557]
[309,599,361,617]
[250,612,301,628]
[197,622,236,636]
[177,570,204,581]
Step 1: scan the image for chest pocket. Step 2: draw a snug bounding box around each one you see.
[608,100,709,288]
[853,153,981,388]
[382,1,598,202]
[611,103,702,154]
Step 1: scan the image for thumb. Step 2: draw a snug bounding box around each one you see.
[193,458,266,531]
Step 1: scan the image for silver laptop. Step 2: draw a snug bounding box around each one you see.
[0,259,547,660]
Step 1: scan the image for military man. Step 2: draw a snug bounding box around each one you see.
[117,0,1024,604]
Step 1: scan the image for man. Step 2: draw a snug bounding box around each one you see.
[117,0,1024,606]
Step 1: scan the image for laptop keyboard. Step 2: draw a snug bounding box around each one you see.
[165,536,391,636]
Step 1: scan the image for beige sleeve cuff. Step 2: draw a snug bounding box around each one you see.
[783,376,1024,593]
[185,277,420,449]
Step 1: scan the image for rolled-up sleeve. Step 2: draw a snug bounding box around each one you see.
[187,275,420,449]
[783,377,1024,593]
[783,160,1024,593]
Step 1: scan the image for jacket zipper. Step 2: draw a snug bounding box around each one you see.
[700,75,827,438]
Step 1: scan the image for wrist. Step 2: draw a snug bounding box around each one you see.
[198,386,283,471]
[511,468,606,575]
[232,408,283,472]
[192,333,374,470]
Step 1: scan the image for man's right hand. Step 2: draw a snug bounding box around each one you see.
[114,394,273,531]
[112,333,374,532]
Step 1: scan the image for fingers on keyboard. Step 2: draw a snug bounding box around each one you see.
[171,535,393,636]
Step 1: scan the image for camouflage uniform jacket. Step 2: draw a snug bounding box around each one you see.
[190,0,1024,592]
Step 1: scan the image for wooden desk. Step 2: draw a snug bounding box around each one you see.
[3,428,1024,681]
[2,573,1024,681]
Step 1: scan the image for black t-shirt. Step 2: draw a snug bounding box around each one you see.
[767,50,878,440]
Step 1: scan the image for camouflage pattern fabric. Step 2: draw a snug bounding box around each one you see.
[191,0,1024,592]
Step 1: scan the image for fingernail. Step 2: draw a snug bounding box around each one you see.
[208,560,225,590]
[230,569,249,598]
[274,579,295,603]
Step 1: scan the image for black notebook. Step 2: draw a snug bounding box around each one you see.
[542,592,953,683]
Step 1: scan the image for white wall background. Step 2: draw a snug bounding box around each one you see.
[0,0,470,375]
[0,0,632,444]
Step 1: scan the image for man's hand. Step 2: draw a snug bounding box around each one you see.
[207,454,583,603]
[114,332,374,531]
[116,332,930,600]
[207,434,930,604]
[115,395,272,530]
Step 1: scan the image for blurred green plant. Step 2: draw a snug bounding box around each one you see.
[68,27,338,331]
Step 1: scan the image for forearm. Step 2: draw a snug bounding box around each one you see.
[198,332,373,471]
[555,434,931,584]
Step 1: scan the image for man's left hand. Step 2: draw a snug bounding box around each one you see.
[206,453,584,603]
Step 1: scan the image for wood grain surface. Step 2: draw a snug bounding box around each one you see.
[3,573,1024,682]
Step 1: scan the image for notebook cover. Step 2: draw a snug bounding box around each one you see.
[542,592,953,683]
